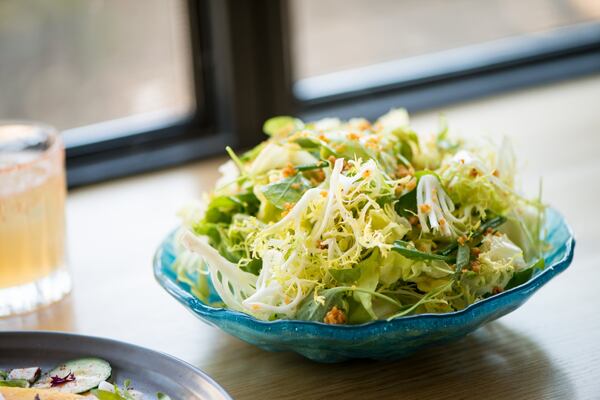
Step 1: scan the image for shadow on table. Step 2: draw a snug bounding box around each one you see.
[0,294,75,332]
[203,322,574,400]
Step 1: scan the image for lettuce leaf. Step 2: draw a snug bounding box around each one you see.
[352,251,381,319]
[260,174,311,209]
[296,288,348,322]
[505,258,545,290]
[202,193,259,224]
[263,116,303,137]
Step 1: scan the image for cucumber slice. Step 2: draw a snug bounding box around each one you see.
[33,358,111,394]
[8,367,41,383]
[0,379,29,388]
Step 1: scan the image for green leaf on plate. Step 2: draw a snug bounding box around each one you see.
[392,240,454,262]
[263,116,303,137]
[239,258,262,276]
[295,161,328,171]
[0,379,29,388]
[454,244,470,277]
[438,214,507,256]
[329,267,362,284]
[296,288,348,322]
[394,189,416,217]
[505,258,545,290]
[91,390,124,400]
[261,175,311,209]
[202,193,259,224]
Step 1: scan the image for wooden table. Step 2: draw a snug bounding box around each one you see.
[2,75,600,399]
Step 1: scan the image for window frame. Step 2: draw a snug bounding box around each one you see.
[286,17,600,121]
[63,0,600,187]
[66,0,292,187]
[65,0,214,187]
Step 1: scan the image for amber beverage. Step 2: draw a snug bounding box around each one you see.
[0,122,71,316]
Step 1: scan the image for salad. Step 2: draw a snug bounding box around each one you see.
[0,359,170,400]
[178,109,546,324]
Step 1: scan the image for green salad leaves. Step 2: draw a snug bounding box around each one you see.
[178,108,546,324]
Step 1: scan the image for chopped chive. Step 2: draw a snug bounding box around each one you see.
[454,244,470,278]
[392,240,455,262]
[295,161,329,171]
[225,146,246,175]
[438,215,507,256]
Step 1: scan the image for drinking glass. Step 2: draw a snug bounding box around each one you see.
[0,122,71,316]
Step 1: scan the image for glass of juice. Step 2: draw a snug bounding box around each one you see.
[0,122,71,316]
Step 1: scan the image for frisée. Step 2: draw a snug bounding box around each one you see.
[177,109,546,324]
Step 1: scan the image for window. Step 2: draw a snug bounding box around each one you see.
[290,0,600,80]
[288,0,600,119]
[1,0,599,186]
[0,0,194,143]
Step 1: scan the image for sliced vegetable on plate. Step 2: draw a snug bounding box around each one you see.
[33,358,110,394]
[0,359,168,400]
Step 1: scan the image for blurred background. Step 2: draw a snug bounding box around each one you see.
[1,0,599,186]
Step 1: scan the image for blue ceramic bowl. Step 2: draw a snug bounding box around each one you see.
[154,208,574,362]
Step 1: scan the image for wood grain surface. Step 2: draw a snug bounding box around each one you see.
[2,75,600,400]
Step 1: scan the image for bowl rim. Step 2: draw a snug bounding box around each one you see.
[153,207,575,332]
